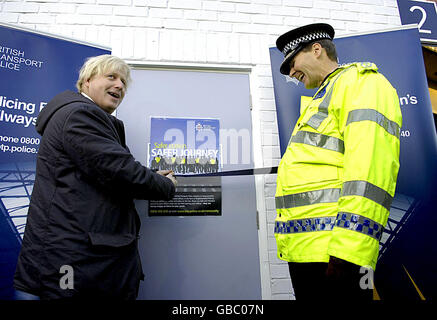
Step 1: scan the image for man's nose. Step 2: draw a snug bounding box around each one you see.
[114,78,125,91]
[115,78,124,88]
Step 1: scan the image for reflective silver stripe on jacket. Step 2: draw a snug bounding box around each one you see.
[305,88,331,130]
[335,212,384,241]
[306,107,328,130]
[275,188,341,209]
[346,109,400,139]
[289,131,345,154]
[275,216,336,234]
[341,180,393,211]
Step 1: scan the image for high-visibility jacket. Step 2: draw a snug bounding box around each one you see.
[275,62,402,269]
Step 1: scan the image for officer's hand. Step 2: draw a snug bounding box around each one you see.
[326,256,349,279]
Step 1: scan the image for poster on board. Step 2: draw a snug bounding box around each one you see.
[270,25,437,300]
[148,117,222,216]
[0,23,110,299]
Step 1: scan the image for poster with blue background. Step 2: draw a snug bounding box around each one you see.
[0,23,110,299]
[148,117,222,216]
[148,117,221,174]
[270,25,437,300]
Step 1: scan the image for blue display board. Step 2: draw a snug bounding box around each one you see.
[270,26,437,300]
[0,23,110,299]
[397,0,437,44]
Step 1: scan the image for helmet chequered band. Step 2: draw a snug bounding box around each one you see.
[282,31,331,56]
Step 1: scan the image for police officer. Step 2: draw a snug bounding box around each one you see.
[274,24,402,300]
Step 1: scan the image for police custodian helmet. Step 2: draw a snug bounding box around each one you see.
[276,23,335,75]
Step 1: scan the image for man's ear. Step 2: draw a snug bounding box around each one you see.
[82,78,91,92]
[312,42,323,58]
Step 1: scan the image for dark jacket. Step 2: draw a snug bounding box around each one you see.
[14,91,175,299]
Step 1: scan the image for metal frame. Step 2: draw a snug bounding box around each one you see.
[0,163,35,244]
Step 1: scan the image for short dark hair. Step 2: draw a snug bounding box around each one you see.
[302,39,338,62]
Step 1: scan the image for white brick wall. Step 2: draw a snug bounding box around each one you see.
[0,0,402,300]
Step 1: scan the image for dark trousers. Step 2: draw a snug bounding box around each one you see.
[288,262,374,300]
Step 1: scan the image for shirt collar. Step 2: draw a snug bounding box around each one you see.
[81,92,94,103]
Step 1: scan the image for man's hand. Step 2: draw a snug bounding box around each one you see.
[157,170,178,187]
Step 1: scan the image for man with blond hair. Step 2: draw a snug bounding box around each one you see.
[14,55,177,300]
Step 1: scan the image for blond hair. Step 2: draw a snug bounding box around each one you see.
[76,54,131,92]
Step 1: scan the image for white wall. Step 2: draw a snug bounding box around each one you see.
[0,0,403,300]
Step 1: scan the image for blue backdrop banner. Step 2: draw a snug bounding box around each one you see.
[0,23,110,299]
[396,0,437,44]
[270,25,437,300]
